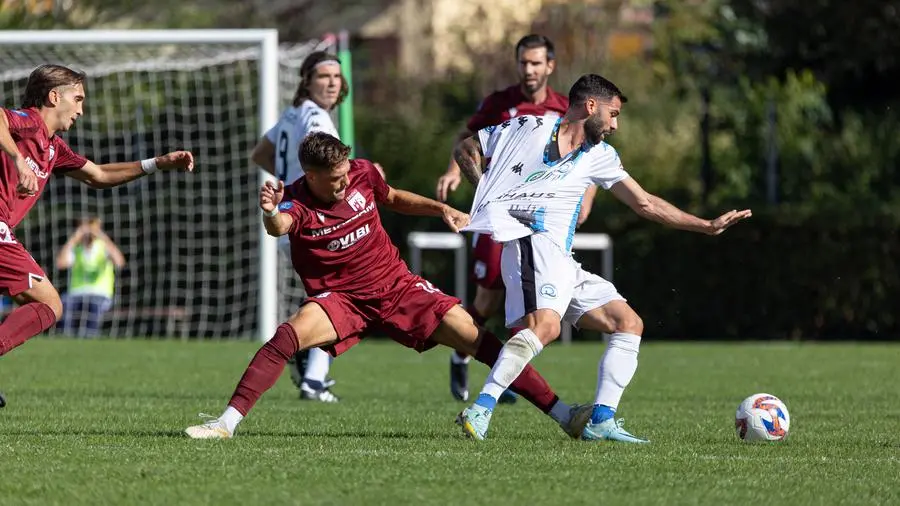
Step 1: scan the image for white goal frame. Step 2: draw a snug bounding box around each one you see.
[0,29,280,340]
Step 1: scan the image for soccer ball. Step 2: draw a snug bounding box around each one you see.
[734,393,790,442]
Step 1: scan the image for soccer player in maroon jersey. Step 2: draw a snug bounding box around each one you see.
[184,132,591,439]
[435,34,598,403]
[0,65,193,406]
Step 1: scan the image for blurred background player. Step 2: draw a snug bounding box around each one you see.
[55,216,125,338]
[435,34,597,402]
[0,64,193,405]
[250,50,351,403]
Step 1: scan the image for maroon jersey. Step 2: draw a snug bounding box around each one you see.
[1,108,87,227]
[466,84,569,132]
[279,158,406,295]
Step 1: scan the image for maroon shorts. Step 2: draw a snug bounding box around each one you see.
[306,271,461,358]
[0,226,46,297]
[471,233,504,290]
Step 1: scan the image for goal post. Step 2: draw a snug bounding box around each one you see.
[0,29,329,340]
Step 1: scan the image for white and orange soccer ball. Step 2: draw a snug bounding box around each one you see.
[735,393,791,442]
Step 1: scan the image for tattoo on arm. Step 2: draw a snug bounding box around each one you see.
[453,136,484,185]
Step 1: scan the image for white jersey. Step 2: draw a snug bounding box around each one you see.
[463,115,629,252]
[264,99,339,184]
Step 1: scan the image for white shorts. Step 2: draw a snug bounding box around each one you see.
[500,233,625,328]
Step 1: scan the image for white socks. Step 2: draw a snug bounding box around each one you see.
[220,406,244,434]
[479,328,544,401]
[594,332,642,409]
[303,347,332,385]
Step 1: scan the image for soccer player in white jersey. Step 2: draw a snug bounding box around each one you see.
[249,51,347,403]
[454,74,752,442]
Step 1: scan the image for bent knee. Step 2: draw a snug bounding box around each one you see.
[48,298,64,322]
[531,319,561,345]
[615,311,643,336]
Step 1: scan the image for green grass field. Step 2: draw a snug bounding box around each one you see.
[0,339,898,505]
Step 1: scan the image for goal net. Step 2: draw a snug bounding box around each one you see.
[0,30,332,339]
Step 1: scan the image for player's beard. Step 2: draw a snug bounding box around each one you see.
[584,113,611,145]
[522,73,548,94]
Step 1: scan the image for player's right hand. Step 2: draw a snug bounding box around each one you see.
[707,209,752,235]
[260,180,285,213]
[15,156,38,196]
[441,205,470,233]
[436,170,461,202]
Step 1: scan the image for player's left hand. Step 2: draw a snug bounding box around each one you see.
[707,209,752,235]
[441,205,470,233]
[156,151,195,172]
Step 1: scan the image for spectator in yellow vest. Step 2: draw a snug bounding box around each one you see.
[55,217,125,337]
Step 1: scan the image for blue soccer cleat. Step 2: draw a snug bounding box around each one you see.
[581,417,649,444]
[457,404,493,441]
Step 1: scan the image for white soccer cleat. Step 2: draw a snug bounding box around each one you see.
[184,414,232,439]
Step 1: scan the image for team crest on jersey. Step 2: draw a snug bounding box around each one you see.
[346,190,366,212]
[539,284,558,298]
[0,221,16,244]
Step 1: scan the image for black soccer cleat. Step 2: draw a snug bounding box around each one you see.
[450,359,469,402]
[498,389,518,404]
[299,382,340,403]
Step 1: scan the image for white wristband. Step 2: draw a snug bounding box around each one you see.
[263,208,279,217]
[140,158,158,174]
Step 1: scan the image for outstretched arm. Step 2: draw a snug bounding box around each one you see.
[64,151,194,189]
[382,187,470,232]
[452,135,486,186]
[610,177,751,235]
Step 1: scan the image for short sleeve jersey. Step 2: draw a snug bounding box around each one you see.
[1,107,87,227]
[264,99,339,184]
[466,84,569,132]
[277,159,406,295]
[463,116,629,252]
